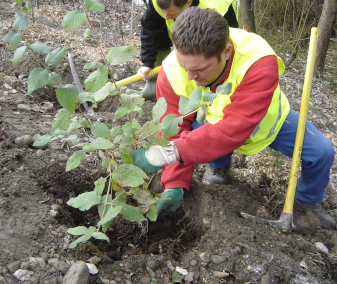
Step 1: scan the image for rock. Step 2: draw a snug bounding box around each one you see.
[299,260,308,269]
[7,261,20,273]
[211,255,227,264]
[199,251,211,263]
[29,257,47,269]
[140,272,150,283]
[40,253,50,261]
[15,135,33,147]
[314,242,329,254]
[0,276,6,283]
[261,274,270,284]
[18,74,28,80]
[176,266,188,275]
[13,269,33,281]
[190,259,198,267]
[63,261,89,284]
[20,262,30,270]
[48,258,70,274]
[86,263,98,274]
[212,271,229,278]
[184,272,194,283]
[330,232,337,247]
[17,104,31,112]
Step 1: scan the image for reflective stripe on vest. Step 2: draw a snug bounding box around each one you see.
[153,0,235,39]
[163,28,290,155]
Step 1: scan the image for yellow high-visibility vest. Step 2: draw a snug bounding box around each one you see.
[163,28,290,155]
[153,0,237,39]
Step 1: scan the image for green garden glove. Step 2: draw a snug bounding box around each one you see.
[157,188,184,217]
[131,142,177,175]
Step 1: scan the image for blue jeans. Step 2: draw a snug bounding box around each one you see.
[191,109,335,204]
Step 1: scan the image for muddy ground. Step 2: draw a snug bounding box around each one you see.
[1,1,337,283]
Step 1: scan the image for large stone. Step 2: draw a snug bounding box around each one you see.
[63,261,89,284]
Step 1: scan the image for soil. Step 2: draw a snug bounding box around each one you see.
[1,1,337,283]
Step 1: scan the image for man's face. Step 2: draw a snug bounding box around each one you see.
[175,45,232,86]
[160,0,192,20]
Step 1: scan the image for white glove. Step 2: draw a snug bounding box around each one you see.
[145,141,177,167]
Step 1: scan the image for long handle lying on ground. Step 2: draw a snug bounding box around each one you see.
[241,27,320,231]
[115,66,161,87]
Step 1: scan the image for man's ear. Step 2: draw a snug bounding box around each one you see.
[186,0,193,7]
[223,43,233,61]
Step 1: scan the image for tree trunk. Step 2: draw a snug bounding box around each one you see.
[314,0,337,77]
[239,0,256,32]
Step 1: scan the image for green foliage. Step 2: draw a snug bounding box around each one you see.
[62,10,86,31]
[3,0,233,250]
[13,13,28,30]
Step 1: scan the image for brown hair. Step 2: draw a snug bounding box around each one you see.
[172,7,230,61]
[157,0,187,9]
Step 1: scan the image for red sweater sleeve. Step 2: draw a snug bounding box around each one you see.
[156,55,279,190]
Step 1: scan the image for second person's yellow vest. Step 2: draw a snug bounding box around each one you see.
[153,0,237,39]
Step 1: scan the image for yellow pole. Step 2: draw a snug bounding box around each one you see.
[283,27,319,214]
[115,66,161,87]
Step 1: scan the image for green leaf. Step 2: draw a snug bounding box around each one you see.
[91,232,109,242]
[67,191,101,211]
[115,107,131,119]
[30,41,50,54]
[121,154,133,164]
[52,109,72,132]
[46,72,62,86]
[172,271,185,283]
[161,114,183,139]
[62,10,86,31]
[196,104,208,124]
[84,62,96,69]
[12,46,26,66]
[112,164,148,187]
[14,0,21,5]
[133,189,156,205]
[146,204,158,221]
[68,235,91,248]
[112,201,146,222]
[66,150,86,171]
[216,82,232,95]
[45,47,65,66]
[90,137,114,149]
[179,88,202,115]
[202,91,216,102]
[32,134,51,147]
[13,13,28,31]
[56,84,79,115]
[139,122,167,146]
[4,32,22,50]
[97,206,122,226]
[94,177,106,195]
[110,126,122,140]
[84,63,108,93]
[84,28,90,38]
[27,67,49,94]
[78,92,95,104]
[54,129,70,136]
[68,116,88,131]
[84,0,105,12]
[101,156,109,169]
[152,97,167,124]
[107,46,134,65]
[60,134,80,144]
[91,121,111,139]
[67,226,90,236]
[91,82,118,102]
